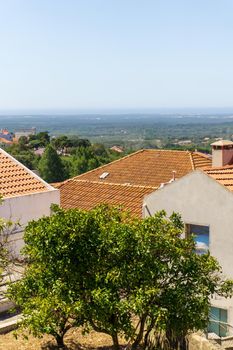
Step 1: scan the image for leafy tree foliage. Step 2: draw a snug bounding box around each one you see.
[8,206,233,349]
[5,132,123,182]
[52,135,72,154]
[38,144,65,183]
[29,131,50,147]
[17,136,28,150]
[70,146,100,176]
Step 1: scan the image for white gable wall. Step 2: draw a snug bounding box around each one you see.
[0,189,60,256]
[143,170,233,327]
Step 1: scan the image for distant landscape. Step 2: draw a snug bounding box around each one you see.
[1,113,233,151]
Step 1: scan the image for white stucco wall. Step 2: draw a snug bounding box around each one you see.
[143,170,233,327]
[0,189,60,256]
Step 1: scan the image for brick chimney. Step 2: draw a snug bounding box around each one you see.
[211,140,233,167]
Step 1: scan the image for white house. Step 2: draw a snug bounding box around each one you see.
[0,147,60,256]
[143,140,233,338]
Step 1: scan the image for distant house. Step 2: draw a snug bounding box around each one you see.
[143,140,233,337]
[54,149,211,217]
[110,145,124,153]
[0,147,60,256]
[14,127,36,140]
[0,137,13,145]
[0,129,14,144]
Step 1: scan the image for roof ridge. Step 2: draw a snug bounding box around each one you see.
[72,149,146,180]
[72,178,157,190]
[72,148,210,180]
[73,148,208,180]
[189,152,195,170]
[193,151,211,160]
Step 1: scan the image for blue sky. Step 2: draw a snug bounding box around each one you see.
[1,0,233,111]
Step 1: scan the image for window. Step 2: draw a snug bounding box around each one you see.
[208,307,228,337]
[186,224,209,254]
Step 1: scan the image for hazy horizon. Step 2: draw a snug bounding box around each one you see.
[2,107,233,116]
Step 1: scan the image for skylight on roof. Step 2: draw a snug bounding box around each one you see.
[99,172,109,179]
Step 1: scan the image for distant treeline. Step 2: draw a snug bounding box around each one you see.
[4,132,125,183]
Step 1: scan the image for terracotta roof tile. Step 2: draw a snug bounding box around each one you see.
[75,149,211,187]
[55,179,156,218]
[0,148,49,198]
[54,149,211,216]
[191,152,212,169]
[204,165,233,192]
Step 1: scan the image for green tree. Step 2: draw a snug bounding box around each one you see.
[80,209,233,349]
[29,131,50,148]
[52,135,72,154]
[8,205,103,348]
[18,136,28,150]
[70,146,100,176]
[92,143,108,157]
[38,144,65,182]
[8,206,233,350]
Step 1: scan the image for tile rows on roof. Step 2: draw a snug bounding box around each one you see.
[204,166,233,192]
[54,148,212,216]
[191,152,212,169]
[55,179,156,218]
[76,149,211,187]
[0,150,49,198]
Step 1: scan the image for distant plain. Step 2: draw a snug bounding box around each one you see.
[1,114,233,149]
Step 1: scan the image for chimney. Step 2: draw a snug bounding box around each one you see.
[211,140,233,167]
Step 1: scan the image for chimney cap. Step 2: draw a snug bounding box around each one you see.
[211,140,233,147]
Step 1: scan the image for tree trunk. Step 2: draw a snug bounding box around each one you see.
[112,333,120,350]
[131,314,147,350]
[56,334,66,349]
[179,335,188,350]
[143,317,156,350]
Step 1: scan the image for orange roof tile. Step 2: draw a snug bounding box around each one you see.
[0,138,13,144]
[76,149,211,187]
[55,179,156,218]
[204,165,233,192]
[54,149,211,216]
[0,148,50,198]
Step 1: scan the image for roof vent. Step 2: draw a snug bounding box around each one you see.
[99,172,109,179]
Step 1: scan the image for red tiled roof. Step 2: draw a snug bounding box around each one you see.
[54,149,211,216]
[0,148,49,198]
[55,179,156,217]
[76,149,211,187]
[0,138,13,144]
[204,165,233,192]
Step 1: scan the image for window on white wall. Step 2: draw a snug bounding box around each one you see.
[186,224,209,254]
[208,307,228,337]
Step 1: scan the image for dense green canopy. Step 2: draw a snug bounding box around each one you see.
[8,206,233,349]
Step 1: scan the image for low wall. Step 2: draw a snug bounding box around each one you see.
[189,334,224,350]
